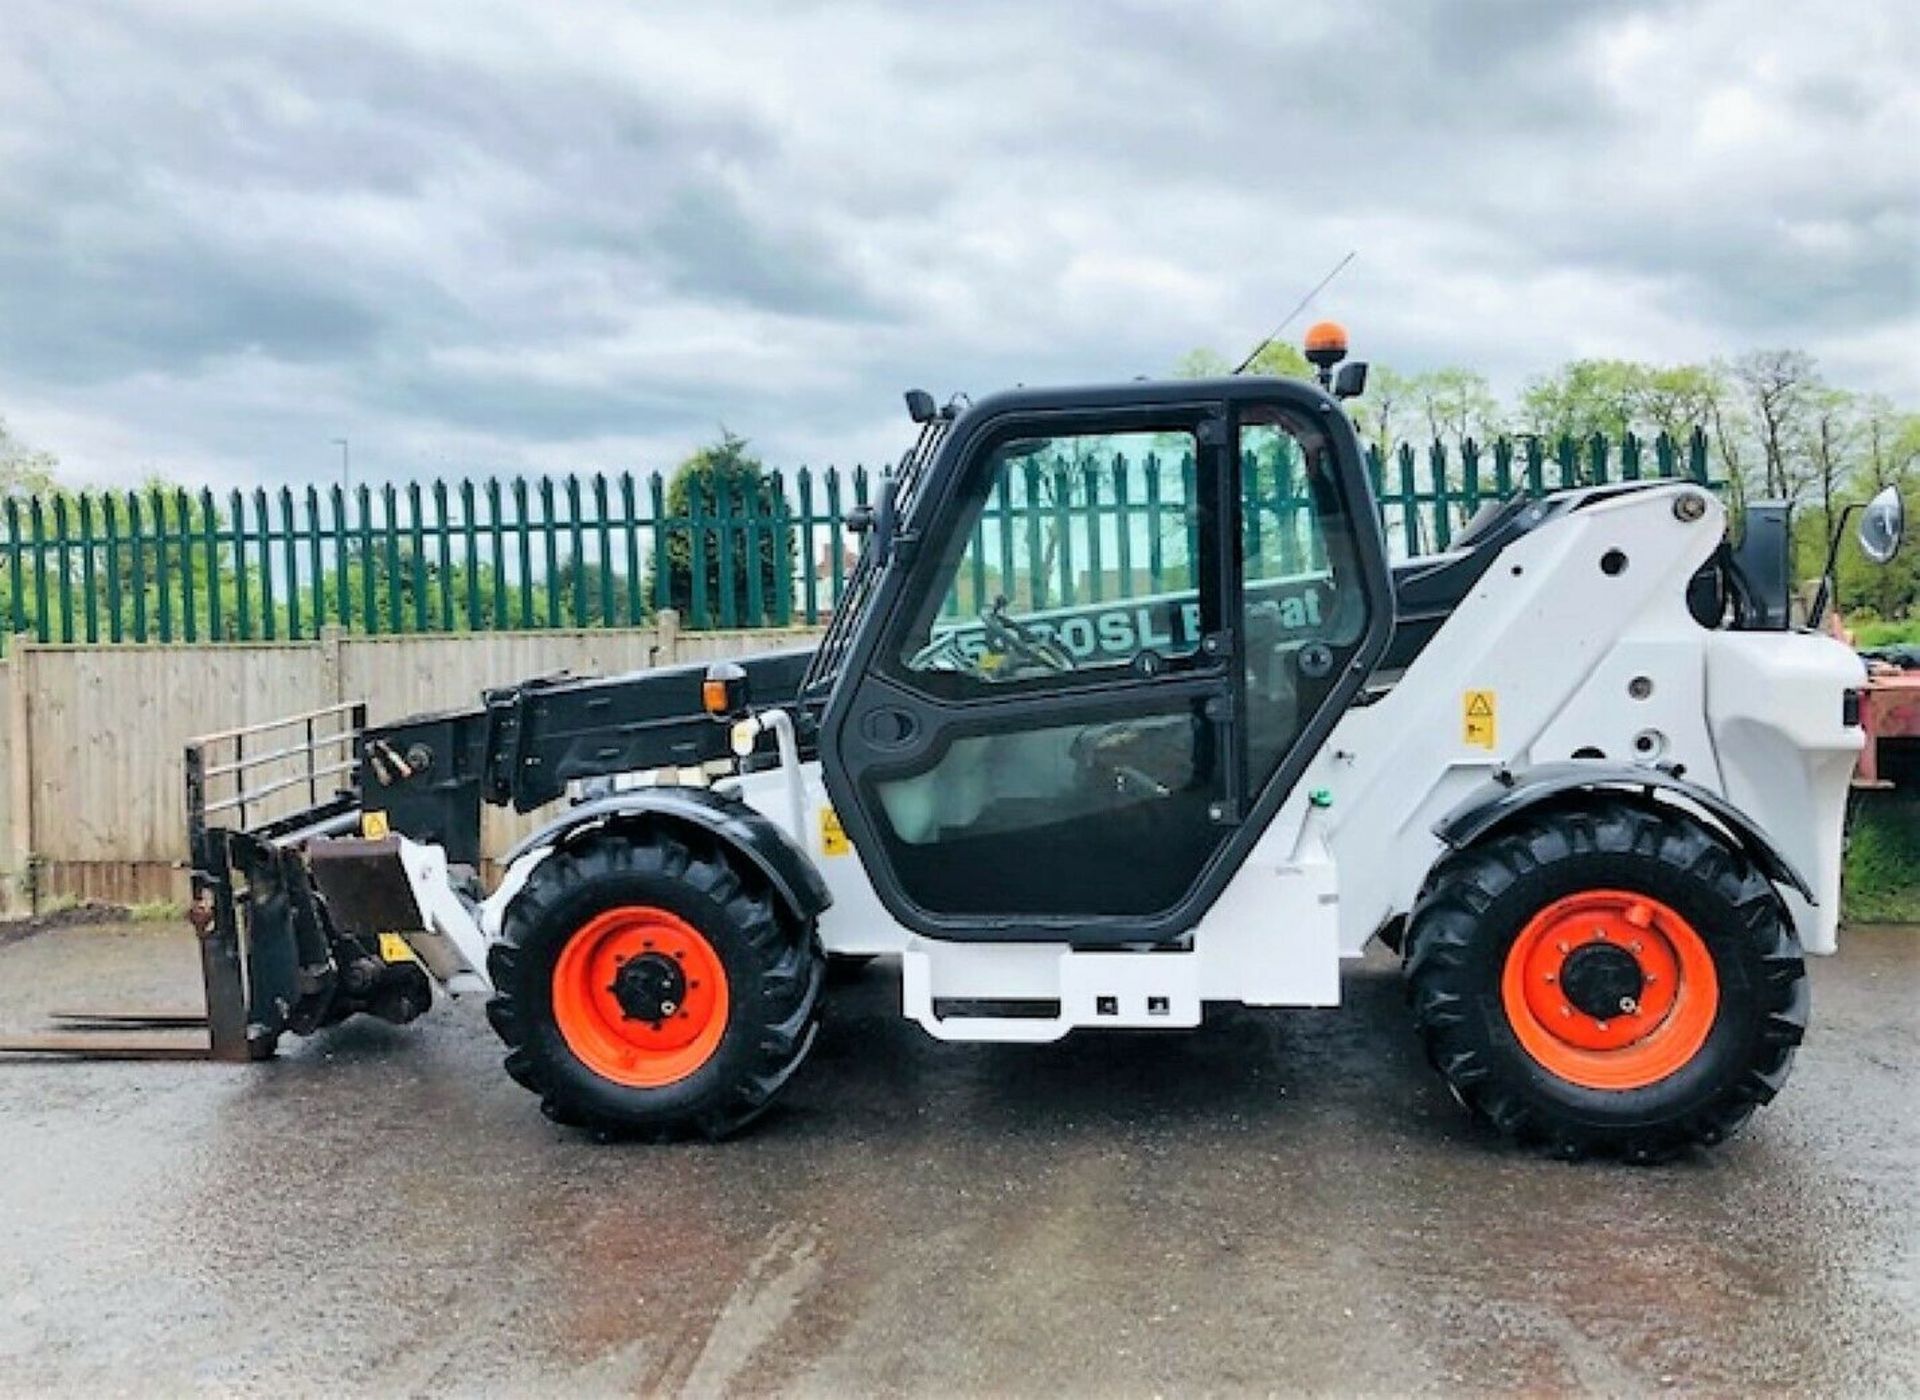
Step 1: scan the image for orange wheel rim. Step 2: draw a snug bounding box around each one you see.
[1500,889,1719,1091]
[551,905,729,1088]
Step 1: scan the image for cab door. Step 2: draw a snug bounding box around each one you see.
[818,383,1391,946]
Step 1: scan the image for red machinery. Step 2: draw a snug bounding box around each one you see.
[1856,664,1920,788]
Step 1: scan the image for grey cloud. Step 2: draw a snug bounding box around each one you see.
[0,0,1911,490]
[0,205,387,383]
[373,362,735,441]
[648,180,890,320]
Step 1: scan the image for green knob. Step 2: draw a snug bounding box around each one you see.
[1309,787,1334,808]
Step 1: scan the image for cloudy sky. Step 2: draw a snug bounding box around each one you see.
[1,0,1914,490]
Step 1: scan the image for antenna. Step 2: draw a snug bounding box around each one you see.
[1230,250,1357,375]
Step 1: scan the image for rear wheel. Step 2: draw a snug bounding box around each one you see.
[486,828,825,1139]
[1405,799,1808,1161]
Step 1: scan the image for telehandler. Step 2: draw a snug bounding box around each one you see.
[156,330,1903,1159]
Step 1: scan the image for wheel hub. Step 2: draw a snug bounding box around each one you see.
[549,905,730,1089]
[610,952,687,1025]
[1559,942,1645,1020]
[1499,888,1721,1091]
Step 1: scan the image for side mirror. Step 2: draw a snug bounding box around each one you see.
[904,389,937,424]
[1332,361,1369,400]
[1858,485,1905,564]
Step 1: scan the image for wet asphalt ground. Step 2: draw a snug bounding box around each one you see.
[0,921,1915,1398]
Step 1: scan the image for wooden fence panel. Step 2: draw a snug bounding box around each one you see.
[0,622,827,912]
[13,643,327,906]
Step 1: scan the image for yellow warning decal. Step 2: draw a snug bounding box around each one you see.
[819,805,851,856]
[362,810,390,838]
[1463,690,1497,749]
[377,932,418,965]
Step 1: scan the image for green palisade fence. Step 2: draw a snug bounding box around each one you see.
[0,430,1713,646]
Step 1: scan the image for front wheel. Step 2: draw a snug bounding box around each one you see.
[1404,799,1808,1161]
[485,828,825,1139]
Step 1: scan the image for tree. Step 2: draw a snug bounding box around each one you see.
[1636,365,1731,444]
[1173,347,1232,379]
[550,556,642,627]
[1517,359,1647,444]
[1806,387,1861,554]
[306,544,509,634]
[1513,359,1754,493]
[1694,364,1753,500]
[0,477,250,642]
[1174,342,1312,380]
[1,416,58,497]
[1407,367,1501,446]
[1178,342,1451,458]
[1347,366,1415,461]
[1731,349,1821,501]
[1832,398,1920,621]
[1241,342,1314,380]
[1857,396,1920,503]
[664,431,790,624]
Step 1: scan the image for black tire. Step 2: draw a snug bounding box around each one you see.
[485,826,826,1140]
[1404,798,1808,1162]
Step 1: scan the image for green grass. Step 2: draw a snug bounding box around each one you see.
[1844,791,1920,924]
[1852,618,1920,648]
[128,899,185,922]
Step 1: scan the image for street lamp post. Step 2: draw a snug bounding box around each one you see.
[331,437,351,495]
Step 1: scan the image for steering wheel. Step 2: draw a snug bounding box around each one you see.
[906,598,1076,680]
[978,597,1074,676]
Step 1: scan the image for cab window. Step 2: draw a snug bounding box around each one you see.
[889,424,1203,695]
[1236,406,1372,787]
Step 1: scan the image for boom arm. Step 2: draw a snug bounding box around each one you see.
[360,649,816,864]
